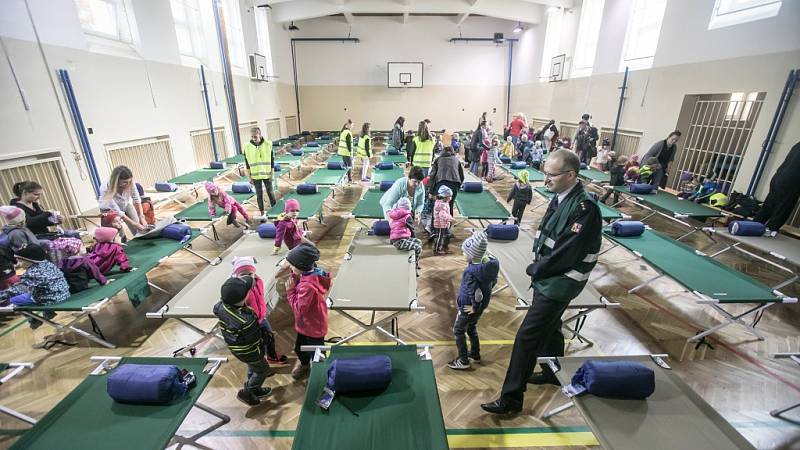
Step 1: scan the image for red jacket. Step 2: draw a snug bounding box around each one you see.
[87,242,132,274]
[245,275,267,322]
[287,268,330,338]
[274,214,304,249]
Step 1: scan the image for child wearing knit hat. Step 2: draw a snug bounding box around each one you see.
[0,205,40,252]
[86,227,132,274]
[388,197,422,273]
[231,256,287,365]
[506,169,533,225]
[284,243,331,379]
[204,181,250,229]
[432,185,455,255]
[0,243,70,329]
[213,276,273,406]
[272,198,306,255]
[447,231,500,370]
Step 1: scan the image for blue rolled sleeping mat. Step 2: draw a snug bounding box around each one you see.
[327,161,345,170]
[326,355,392,394]
[376,162,394,170]
[462,181,483,193]
[628,183,655,194]
[161,223,192,241]
[257,222,277,238]
[297,183,318,195]
[728,220,767,236]
[372,220,391,236]
[487,224,519,240]
[209,161,225,170]
[231,182,253,193]
[155,182,178,192]
[379,180,394,191]
[511,161,527,169]
[609,220,645,237]
[290,149,304,156]
[107,364,189,405]
[565,360,655,399]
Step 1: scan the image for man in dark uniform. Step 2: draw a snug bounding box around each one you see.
[754,141,800,231]
[482,149,603,415]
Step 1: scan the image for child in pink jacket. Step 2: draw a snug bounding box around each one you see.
[284,244,330,380]
[388,197,422,272]
[272,198,304,254]
[87,227,132,274]
[232,256,287,365]
[432,185,455,255]
[204,181,250,228]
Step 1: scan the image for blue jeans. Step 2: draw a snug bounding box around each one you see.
[245,358,270,391]
[453,307,484,361]
[469,161,480,175]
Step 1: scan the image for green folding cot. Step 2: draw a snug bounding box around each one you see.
[304,167,348,187]
[223,154,244,164]
[174,191,253,222]
[770,352,800,418]
[381,152,408,165]
[540,355,755,450]
[612,186,723,239]
[454,189,512,225]
[578,167,610,184]
[292,345,448,450]
[267,187,333,227]
[1,362,36,425]
[603,227,797,342]
[168,168,229,185]
[300,145,323,155]
[0,231,210,348]
[488,231,620,344]
[9,356,229,450]
[533,186,626,221]
[348,188,386,223]
[147,232,283,356]
[500,164,546,182]
[371,166,404,184]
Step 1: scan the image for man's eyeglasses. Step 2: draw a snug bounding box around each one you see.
[543,170,574,179]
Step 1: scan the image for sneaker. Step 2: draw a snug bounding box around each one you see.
[468,356,481,364]
[291,361,310,379]
[237,389,260,406]
[267,354,289,365]
[447,358,471,370]
[252,386,272,398]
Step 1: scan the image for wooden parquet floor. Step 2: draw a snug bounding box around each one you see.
[1,153,799,450]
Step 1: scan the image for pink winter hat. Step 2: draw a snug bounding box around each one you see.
[94,226,119,243]
[284,198,300,213]
[204,181,219,195]
[231,256,257,276]
[0,206,24,225]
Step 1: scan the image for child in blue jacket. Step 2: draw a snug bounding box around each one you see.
[448,231,499,370]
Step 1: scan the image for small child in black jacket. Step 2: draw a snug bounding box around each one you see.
[506,170,533,225]
[601,155,627,205]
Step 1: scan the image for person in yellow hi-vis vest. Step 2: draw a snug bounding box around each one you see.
[337,120,354,182]
[356,122,372,182]
[409,120,435,177]
[243,126,275,218]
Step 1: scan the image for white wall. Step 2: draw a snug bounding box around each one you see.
[509,0,800,197]
[0,0,296,212]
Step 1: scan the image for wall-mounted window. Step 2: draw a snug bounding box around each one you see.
[539,7,564,80]
[254,5,274,77]
[170,0,206,60]
[619,0,667,71]
[709,0,782,29]
[725,92,759,121]
[223,0,246,69]
[571,0,605,78]
[75,0,135,43]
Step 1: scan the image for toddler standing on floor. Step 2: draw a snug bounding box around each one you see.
[433,186,455,255]
[506,170,532,225]
[486,137,500,182]
[213,276,273,406]
[204,181,250,228]
[0,244,70,329]
[87,227,131,275]
[388,197,422,272]
[231,256,287,365]
[447,231,499,370]
[273,199,306,254]
[285,243,330,380]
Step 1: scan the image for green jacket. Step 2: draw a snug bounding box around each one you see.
[527,182,602,301]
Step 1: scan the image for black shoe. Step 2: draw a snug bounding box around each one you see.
[252,386,272,398]
[481,399,522,415]
[527,371,561,386]
[237,389,260,406]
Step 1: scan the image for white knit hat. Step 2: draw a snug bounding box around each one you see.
[396,197,412,211]
[462,230,488,262]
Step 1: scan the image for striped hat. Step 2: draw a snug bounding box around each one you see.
[462,230,488,262]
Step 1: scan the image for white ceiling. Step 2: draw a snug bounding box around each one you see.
[261,0,575,26]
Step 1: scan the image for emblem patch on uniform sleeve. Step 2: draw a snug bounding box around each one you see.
[570,223,582,233]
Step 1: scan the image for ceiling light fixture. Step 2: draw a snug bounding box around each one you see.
[512,22,523,33]
[288,21,299,31]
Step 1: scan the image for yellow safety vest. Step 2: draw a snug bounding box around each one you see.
[338,129,353,157]
[357,134,372,157]
[412,137,434,168]
[243,139,273,180]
